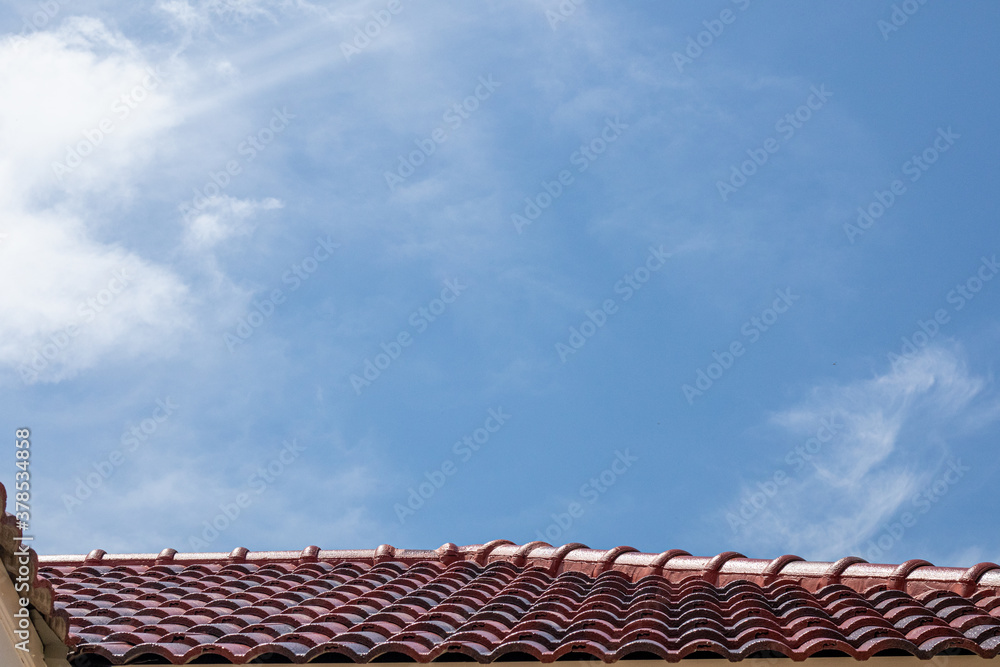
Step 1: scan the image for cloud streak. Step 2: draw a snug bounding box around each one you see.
[726,345,998,561]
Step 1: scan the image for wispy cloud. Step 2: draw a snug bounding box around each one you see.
[40,428,390,554]
[183,195,283,249]
[725,345,998,560]
[157,0,326,32]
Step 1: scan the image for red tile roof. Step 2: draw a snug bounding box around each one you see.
[2,479,998,665]
[29,542,1000,665]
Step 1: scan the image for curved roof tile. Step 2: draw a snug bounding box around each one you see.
[3,479,998,665]
[22,542,1000,664]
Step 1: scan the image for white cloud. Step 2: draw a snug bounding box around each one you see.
[183,195,283,249]
[0,214,192,384]
[1,18,180,198]
[0,19,193,384]
[726,346,998,560]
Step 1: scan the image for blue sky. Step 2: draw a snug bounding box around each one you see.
[2,0,998,567]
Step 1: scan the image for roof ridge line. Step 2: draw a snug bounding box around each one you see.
[33,542,1000,589]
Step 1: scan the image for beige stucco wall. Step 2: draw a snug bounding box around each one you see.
[0,567,69,667]
[0,564,45,667]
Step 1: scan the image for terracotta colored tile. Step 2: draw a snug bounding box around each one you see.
[20,541,1000,663]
